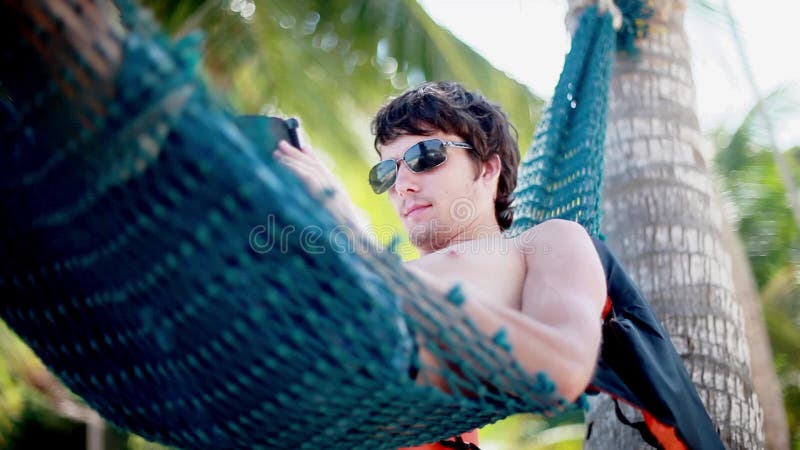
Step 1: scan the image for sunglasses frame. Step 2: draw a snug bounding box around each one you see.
[369,138,473,194]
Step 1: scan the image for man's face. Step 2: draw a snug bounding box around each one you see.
[378,131,494,253]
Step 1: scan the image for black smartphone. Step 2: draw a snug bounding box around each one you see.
[234,115,301,154]
[268,116,301,149]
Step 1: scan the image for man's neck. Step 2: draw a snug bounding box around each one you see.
[418,222,504,256]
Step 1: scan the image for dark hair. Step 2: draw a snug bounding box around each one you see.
[371,81,520,230]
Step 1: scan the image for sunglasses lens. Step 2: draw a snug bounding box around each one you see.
[406,140,447,173]
[369,140,450,194]
[369,160,397,194]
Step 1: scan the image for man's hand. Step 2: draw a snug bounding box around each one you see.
[273,141,369,230]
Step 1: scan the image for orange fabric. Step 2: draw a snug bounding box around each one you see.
[642,411,687,450]
[589,383,690,450]
[398,430,479,450]
[601,295,613,320]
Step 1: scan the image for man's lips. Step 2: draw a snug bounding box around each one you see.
[403,204,432,217]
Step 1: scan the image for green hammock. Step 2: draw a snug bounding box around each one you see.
[0,1,645,448]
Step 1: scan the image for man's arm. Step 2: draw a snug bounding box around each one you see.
[517,219,606,399]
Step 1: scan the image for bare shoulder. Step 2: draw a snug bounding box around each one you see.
[513,219,596,260]
[515,219,606,310]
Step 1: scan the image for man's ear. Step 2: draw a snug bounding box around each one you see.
[480,154,502,185]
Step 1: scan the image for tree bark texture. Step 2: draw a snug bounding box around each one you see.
[565,1,766,448]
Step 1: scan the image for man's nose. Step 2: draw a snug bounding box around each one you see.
[393,162,420,196]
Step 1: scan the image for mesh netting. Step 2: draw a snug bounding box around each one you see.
[0,1,622,449]
[507,7,615,239]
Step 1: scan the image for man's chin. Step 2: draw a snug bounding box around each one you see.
[407,220,453,252]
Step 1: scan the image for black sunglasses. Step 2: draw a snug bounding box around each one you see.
[368,139,473,194]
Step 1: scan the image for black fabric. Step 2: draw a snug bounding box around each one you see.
[588,238,724,450]
[438,436,481,450]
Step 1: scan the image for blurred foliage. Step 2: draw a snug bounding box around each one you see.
[0,322,85,449]
[713,85,800,449]
[0,322,47,447]
[480,411,585,450]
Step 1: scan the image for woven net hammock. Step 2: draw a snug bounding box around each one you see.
[0,1,646,448]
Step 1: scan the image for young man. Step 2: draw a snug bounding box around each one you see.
[274,81,606,449]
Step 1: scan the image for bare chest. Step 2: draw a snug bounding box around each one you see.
[405,240,526,310]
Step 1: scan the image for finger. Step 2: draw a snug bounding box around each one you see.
[277,140,304,154]
[278,140,326,163]
[276,158,319,187]
[273,150,319,175]
[274,151,316,178]
[276,141,318,164]
[300,144,318,157]
[276,145,326,172]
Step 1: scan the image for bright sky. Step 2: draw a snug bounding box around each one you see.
[418,0,800,151]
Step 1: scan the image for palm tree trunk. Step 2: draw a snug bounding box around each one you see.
[565,1,766,448]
